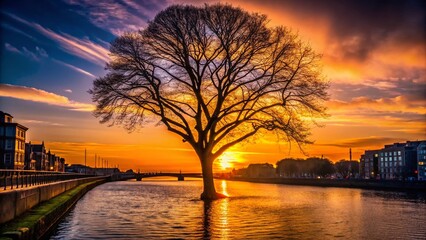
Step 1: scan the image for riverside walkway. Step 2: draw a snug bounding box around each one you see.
[0,170,92,191]
[0,174,108,239]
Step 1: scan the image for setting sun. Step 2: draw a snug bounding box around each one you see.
[0,1,425,239]
[217,152,237,170]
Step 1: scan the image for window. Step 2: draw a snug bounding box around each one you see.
[385,157,388,161]
[398,151,401,156]
[4,154,11,163]
[5,126,14,136]
[398,156,402,161]
[5,140,12,149]
[385,152,388,156]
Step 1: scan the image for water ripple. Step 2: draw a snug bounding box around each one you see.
[51,179,426,239]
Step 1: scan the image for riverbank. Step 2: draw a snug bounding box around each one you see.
[226,177,426,192]
[0,178,107,240]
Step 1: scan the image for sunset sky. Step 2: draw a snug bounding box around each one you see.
[1,0,425,172]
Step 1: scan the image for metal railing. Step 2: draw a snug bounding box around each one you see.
[0,170,94,191]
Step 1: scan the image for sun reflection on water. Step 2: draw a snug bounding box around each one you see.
[219,198,229,239]
[52,180,426,239]
[220,179,229,196]
[218,180,229,239]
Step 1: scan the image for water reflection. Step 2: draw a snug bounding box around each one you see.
[51,179,426,239]
[202,181,230,239]
[220,179,229,196]
[362,190,426,203]
[202,200,212,239]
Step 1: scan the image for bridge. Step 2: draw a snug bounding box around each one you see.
[133,172,202,181]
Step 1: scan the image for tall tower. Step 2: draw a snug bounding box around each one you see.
[349,148,352,177]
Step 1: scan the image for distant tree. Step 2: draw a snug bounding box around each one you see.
[277,157,334,178]
[335,160,360,178]
[306,157,334,177]
[349,161,360,177]
[90,4,328,200]
[335,160,350,178]
[277,158,301,177]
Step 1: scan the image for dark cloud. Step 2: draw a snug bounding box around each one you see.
[317,136,408,148]
[63,0,169,35]
[330,77,426,102]
[249,0,425,61]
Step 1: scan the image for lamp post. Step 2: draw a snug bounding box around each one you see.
[84,149,87,175]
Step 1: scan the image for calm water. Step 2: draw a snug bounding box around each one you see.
[50,178,426,239]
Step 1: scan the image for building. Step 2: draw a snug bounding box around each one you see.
[47,152,65,172]
[66,164,92,174]
[360,140,426,180]
[360,150,379,179]
[25,142,36,170]
[27,142,48,171]
[0,111,28,169]
[246,163,276,178]
[24,141,65,172]
[378,141,422,180]
[417,142,426,180]
[47,151,58,171]
[58,157,65,172]
[65,164,119,175]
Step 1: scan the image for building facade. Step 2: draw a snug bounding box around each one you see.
[417,142,426,180]
[0,111,28,169]
[378,141,421,180]
[360,140,425,180]
[24,141,65,172]
[29,142,48,171]
[360,150,379,179]
[25,143,36,170]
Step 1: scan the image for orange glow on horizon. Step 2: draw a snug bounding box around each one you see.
[5,1,425,173]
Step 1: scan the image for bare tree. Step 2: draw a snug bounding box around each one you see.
[90,4,328,200]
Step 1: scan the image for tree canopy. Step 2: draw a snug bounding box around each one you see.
[90,4,328,199]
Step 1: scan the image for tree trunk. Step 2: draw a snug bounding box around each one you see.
[200,157,227,200]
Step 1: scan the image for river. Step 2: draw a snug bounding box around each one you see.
[50,178,426,239]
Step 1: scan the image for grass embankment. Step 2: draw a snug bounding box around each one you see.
[0,179,106,240]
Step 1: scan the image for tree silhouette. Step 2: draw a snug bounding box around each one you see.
[90,4,328,200]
